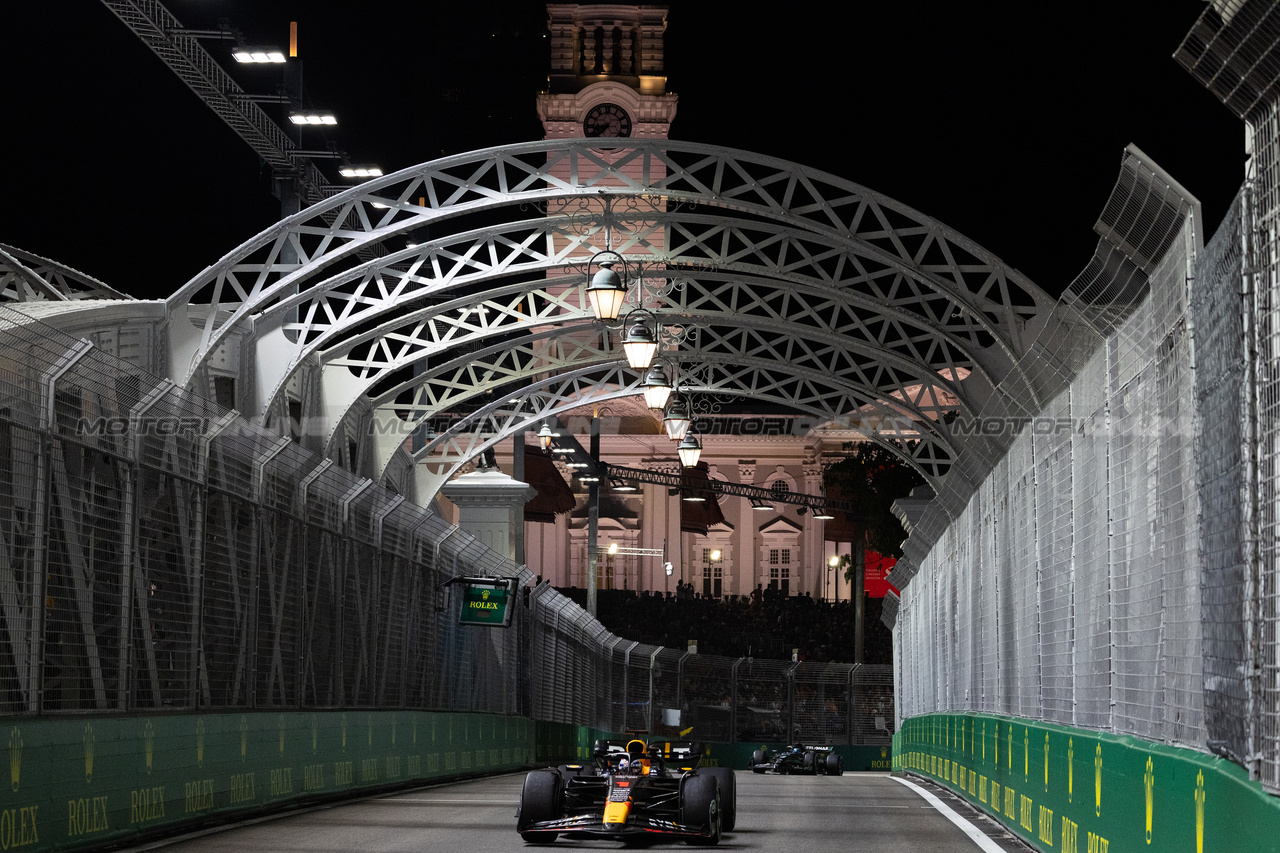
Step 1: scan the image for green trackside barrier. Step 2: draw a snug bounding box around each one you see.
[534,722,626,766]
[1,710,538,853]
[893,712,1280,853]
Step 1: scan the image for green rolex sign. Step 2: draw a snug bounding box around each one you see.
[457,580,514,627]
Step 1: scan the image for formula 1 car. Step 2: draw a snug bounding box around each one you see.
[516,738,737,844]
[747,743,844,776]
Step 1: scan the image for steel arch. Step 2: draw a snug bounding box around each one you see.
[331,305,974,444]
[404,366,946,502]
[243,216,1013,477]
[0,243,133,302]
[257,213,1008,424]
[167,140,1051,377]
[165,139,1056,503]
[360,331,959,487]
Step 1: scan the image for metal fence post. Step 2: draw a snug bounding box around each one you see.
[785,662,798,743]
[253,438,296,708]
[192,410,239,708]
[648,647,662,734]
[373,495,405,707]
[35,339,95,713]
[730,658,743,744]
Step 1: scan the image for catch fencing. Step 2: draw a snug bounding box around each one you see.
[891,146,1205,746]
[892,135,1280,792]
[0,304,527,717]
[0,303,873,741]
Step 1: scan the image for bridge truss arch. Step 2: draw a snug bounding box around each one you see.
[165,139,1059,503]
[1,243,133,302]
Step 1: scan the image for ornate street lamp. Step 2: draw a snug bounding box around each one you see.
[585,251,628,322]
[537,421,558,449]
[663,393,691,442]
[677,433,702,468]
[621,313,659,370]
[642,361,673,411]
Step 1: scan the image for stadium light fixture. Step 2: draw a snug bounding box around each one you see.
[233,47,287,63]
[339,165,383,178]
[289,111,337,125]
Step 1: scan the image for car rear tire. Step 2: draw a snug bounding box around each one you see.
[518,770,560,842]
[702,768,736,832]
[681,773,722,846]
[802,751,817,774]
[750,749,766,768]
[825,752,844,776]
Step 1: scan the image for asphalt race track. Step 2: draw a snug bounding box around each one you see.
[126,771,1032,853]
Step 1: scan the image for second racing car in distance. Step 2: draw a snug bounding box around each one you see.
[747,742,844,776]
[516,738,737,844]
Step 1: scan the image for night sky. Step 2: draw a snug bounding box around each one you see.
[2,2,1244,301]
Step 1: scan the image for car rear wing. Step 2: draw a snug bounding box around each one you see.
[650,740,706,761]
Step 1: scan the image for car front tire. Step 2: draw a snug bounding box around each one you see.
[702,767,737,831]
[681,773,722,846]
[518,770,560,842]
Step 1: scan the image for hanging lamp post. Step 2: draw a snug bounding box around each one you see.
[621,313,660,370]
[663,393,692,442]
[585,251,628,322]
[642,361,673,411]
[677,432,702,468]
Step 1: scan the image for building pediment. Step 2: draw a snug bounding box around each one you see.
[759,516,803,535]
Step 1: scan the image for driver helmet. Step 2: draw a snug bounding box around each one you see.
[617,756,630,774]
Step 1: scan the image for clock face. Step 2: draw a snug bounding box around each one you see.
[583,103,632,138]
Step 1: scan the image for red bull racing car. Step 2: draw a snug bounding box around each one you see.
[516,738,736,844]
[747,742,844,775]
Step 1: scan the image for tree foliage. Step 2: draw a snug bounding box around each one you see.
[823,443,926,560]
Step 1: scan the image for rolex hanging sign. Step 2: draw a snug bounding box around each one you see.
[454,577,515,627]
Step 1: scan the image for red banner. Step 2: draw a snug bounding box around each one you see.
[865,551,897,598]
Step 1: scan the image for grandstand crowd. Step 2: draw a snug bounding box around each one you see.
[553,584,894,664]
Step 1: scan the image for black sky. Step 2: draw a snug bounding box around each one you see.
[2,2,1243,301]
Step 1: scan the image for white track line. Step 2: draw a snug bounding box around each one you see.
[890,776,1006,853]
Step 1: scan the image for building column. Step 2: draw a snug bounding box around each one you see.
[735,459,757,598]
[440,468,537,563]
[803,456,825,596]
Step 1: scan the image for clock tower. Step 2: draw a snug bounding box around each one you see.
[537,4,678,140]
